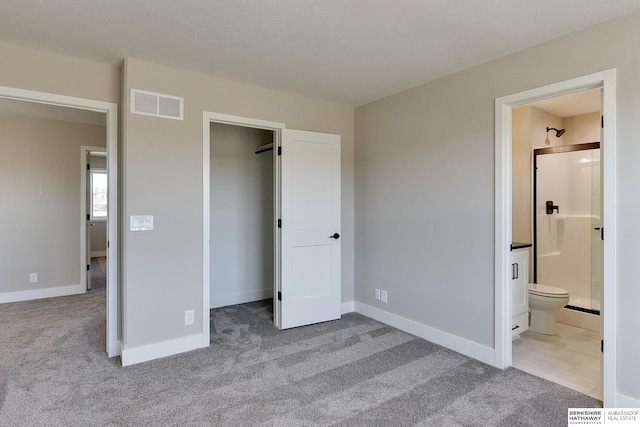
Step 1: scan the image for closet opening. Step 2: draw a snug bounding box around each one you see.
[209,122,277,319]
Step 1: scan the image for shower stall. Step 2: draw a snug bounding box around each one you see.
[534,142,602,314]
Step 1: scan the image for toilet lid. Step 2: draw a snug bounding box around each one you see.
[528,283,569,297]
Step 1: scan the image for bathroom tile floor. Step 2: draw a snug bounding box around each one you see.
[512,322,602,401]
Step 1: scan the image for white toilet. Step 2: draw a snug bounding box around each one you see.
[528,283,570,335]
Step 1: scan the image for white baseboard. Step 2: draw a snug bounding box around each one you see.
[341,300,354,314]
[90,251,107,258]
[616,393,640,408]
[121,333,206,366]
[355,302,495,366]
[210,288,273,309]
[0,283,85,304]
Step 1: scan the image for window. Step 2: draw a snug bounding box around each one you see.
[91,170,107,219]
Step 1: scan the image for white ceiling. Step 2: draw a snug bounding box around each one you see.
[1,1,640,106]
[526,88,601,118]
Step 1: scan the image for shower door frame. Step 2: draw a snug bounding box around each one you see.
[494,68,617,406]
[532,142,601,311]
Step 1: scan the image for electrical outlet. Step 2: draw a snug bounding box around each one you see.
[184,309,195,326]
[381,290,388,303]
[375,288,381,300]
[29,273,38,283]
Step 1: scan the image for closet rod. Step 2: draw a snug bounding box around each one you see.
[254,143,274,154]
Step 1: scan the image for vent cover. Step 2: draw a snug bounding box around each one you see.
[131,89,183,120]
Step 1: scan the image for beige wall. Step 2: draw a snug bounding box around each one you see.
[530,107,565,148]
[564,112,601,145]
[0,42,119,103]
[512,107,532,247]
[355,10,640,401]
[0,114,105,294]
[210,123,274,307]
[121,58,354,348]
[89,221,107,254]
[0,41,117,273]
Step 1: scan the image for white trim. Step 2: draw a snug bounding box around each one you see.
[615,393,640,408]
[204,111,284,130]
[341,301,354,314]
[210,289,274,309]
[494,69,617,406]
[90,251,108,258]
[121,333,205,366]
[202,113,211,347]
[0,284,85,304]
[274,130,282,329]
[601,74,618,409]
[203,111,285,338]
[355,302,495,365]
[494,99,512,370]
[0,85,120,359]
[105,97,119,358]
[0,85,111,112]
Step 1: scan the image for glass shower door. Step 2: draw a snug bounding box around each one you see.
[535,145,601,313]
[590,149,602,312]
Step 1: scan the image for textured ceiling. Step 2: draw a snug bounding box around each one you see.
[1,1,640,106]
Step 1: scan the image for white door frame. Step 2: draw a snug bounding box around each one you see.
[0,85,120,358]
[494,69,617,405]
[202,111,285,340]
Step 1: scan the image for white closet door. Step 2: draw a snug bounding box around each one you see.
[279,129,341,329]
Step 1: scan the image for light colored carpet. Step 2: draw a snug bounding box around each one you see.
[0,289,600,426]
[89,257,106,290]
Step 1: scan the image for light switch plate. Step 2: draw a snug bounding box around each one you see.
[130,215,154,231]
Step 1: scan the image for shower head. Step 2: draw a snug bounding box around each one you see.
[546,127,566,137]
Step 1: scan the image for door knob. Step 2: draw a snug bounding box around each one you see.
[329,233,340,239]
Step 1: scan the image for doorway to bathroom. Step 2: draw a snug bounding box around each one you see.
[494,69,617,406]
[511,89,602,400]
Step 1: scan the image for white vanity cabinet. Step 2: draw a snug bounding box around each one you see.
[511,246,530,338]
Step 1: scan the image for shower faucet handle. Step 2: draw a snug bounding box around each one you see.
[546,201,559,215]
